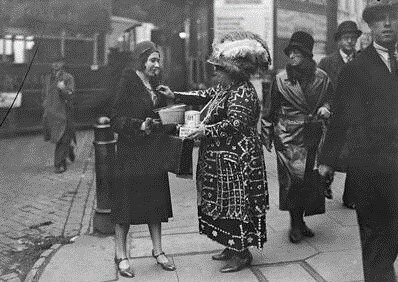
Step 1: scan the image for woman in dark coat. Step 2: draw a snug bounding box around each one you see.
[261,31,333,244]
[159,31,271,273]
[110,41,175,278]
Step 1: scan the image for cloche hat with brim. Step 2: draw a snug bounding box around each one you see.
[283,31,314,58]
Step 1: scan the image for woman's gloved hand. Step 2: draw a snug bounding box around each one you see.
[141,117,154,135]
[317,106,331,119]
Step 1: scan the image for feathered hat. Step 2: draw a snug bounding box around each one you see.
[207,31,271,78]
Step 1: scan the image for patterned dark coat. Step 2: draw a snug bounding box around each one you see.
[175,80,269,251]
[262,68,333,213]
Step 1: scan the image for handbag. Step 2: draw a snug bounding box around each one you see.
[303,146,326,216]
[303,119,323,147]
[162,135,194,176]
[304,169,326,216]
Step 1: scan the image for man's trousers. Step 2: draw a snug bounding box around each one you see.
[350,167,398,282]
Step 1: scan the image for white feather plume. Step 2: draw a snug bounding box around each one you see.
[212,39,270,62]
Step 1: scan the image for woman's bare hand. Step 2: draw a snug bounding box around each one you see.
[156,85,175,99]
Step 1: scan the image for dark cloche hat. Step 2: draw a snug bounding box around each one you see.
[131,41,158,61]
[334,21,362,41]
[362,0,397,24]
[284,31,314,58]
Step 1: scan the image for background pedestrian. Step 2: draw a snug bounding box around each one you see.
[42,56,76,174]
[318,20,362,209]
[261,31,334,244]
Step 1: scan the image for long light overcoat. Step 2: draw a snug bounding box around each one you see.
[262,68,333,212]
[42,71,75,144]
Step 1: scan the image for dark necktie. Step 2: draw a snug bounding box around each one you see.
[388,50,397,76]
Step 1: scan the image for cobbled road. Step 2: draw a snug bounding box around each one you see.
[0,130,96,281]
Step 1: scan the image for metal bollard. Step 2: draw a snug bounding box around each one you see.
[93,116,116,234]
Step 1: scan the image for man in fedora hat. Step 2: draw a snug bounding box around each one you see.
[319,1,398,281]
[318,20,362,210]
[42,56,76,173]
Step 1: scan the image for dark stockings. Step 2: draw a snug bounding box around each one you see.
[290,207,304,228]
[289,208,305,243]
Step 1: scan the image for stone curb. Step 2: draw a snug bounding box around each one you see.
[23,147,96,282]
[23,244,61,282]
[0,272,21,282]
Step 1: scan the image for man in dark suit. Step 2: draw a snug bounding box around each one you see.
[318,21,362,209]
[319,1,398,281]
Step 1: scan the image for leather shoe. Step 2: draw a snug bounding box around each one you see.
[68,146,75,162]
[152,250,176,271]
[212,248,233,261]
[300,223,315,237]
[324,186,333,199]
[289,227,304,243]
[54,165,66,174]
[220,252,253,273]
[114,257,134,278]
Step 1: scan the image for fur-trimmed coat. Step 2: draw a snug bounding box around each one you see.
[262,68,333,212]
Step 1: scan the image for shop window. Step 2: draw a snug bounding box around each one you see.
[0,35,35,64]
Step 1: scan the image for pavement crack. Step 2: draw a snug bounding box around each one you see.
[29,221,53,229]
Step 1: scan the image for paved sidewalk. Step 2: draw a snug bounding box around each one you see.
[37,142,398,281]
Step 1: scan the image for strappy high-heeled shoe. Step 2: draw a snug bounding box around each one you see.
[114,257,134,278]
[152,250,176,271]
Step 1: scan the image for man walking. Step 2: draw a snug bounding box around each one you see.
[42,56,76,173]
[319,1,398,281]
[318,21,362,209]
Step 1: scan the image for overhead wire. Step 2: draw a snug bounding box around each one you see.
[0,30,44,128]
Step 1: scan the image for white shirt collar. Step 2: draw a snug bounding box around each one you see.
[339,49,354,63]
[373,42,398,72]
